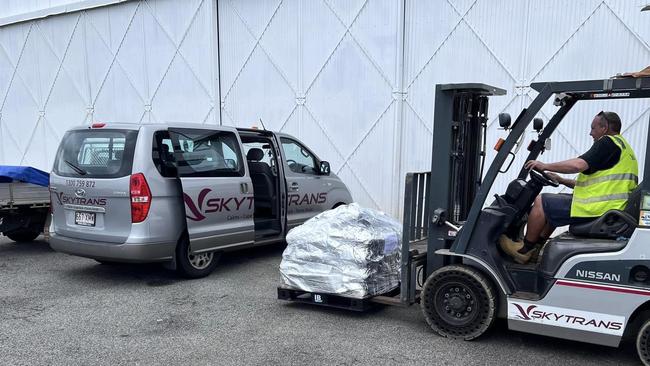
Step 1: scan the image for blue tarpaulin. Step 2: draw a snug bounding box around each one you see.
[0,166,49,187]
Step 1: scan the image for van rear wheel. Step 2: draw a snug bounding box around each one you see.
[176,235,220,279]
[636,318,650,365]
[420,264,496,340]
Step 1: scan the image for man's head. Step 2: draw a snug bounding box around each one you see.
[590,111,622,141]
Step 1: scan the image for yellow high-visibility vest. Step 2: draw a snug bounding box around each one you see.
[571,135,638,218]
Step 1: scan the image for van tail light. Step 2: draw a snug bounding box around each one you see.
[130,173,151,223]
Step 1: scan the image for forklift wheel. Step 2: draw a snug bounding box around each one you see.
[636,318,650,366]
[421,264,496,340]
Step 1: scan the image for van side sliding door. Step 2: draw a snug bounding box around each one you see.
[169,128,254,253]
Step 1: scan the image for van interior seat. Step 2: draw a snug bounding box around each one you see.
[107,150,123,172]
[247,148,275,216]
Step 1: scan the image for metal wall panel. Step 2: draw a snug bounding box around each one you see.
[400,0,650,215]
[218,0,402,212]
[1,0,649,219]
[0,0,219,171]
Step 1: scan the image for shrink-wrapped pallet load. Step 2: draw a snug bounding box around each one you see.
[279,203,401,299]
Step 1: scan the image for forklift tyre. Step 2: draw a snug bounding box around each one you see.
[421,264,496,340]
[636,317,650,366]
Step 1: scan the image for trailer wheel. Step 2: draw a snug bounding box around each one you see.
[637,318,650,365]
[421,264,496,340]
[175,235,220,279]
[5,229,40,243]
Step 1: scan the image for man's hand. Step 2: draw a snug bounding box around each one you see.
[524,160,547,172]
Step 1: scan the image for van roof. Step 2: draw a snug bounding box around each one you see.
[69,123,239,132]
[69,123,299,141]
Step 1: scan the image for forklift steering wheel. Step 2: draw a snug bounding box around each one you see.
[529,169,560,187]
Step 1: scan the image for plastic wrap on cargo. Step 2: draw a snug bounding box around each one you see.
[279,203,402,299]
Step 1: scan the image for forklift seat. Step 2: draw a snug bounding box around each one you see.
[539,235,627,277]
[568,187,641,239]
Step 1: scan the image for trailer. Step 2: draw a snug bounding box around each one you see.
[0,166,50,242]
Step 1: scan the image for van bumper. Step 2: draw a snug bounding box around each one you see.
[49,233,175,263]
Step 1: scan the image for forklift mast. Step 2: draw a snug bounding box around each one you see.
[426,84,506,274]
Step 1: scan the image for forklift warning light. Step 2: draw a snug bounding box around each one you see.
[494,138,505,151]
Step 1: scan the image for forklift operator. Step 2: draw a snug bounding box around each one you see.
[499,111,638,264]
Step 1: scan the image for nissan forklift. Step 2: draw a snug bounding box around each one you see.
[416,77,650,365]
[277,76,650,364]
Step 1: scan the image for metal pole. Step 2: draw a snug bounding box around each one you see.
[212,0,223,125]
[392,0,407,218]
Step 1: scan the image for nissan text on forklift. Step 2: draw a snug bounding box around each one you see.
[279,76,650,365]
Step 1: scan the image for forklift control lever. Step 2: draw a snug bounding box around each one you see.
[444,221,461,232]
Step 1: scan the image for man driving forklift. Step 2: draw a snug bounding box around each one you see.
[499,111,639,264]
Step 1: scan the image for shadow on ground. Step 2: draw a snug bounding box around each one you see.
[0,238,53,255]
[58,241,288,288]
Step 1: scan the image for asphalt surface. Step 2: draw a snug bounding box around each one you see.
[0,236,641,366]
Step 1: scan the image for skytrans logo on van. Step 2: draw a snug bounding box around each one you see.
[183,189,254,221]
[53,191,107,206]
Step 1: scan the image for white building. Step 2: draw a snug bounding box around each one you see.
[1,0,649,217]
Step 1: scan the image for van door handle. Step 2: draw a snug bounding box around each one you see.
[290,182,299,191]
[241,183,249,194]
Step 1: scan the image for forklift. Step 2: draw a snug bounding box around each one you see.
[278,76,650,364]
[416,77,650,365]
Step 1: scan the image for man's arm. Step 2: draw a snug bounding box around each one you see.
[525,158,589,174]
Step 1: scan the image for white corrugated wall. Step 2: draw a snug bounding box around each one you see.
[0,0,219,170]
[218,0,650,217]
[1,0,650,218]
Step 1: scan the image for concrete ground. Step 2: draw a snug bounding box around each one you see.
[0,237,640,366]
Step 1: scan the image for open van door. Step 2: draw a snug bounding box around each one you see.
[168,127,255,253]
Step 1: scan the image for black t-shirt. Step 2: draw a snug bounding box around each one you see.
[579,136,621,175]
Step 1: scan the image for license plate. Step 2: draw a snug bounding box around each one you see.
[75,212,96,227]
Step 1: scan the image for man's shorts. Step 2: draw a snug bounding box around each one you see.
[540,193,593,227]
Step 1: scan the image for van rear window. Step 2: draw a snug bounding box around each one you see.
[53,129,138,178]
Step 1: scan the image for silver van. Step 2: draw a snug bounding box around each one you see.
[49,123,353,278]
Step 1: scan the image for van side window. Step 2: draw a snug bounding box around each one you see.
[280,138,317,175]
[152,131,177,177]
[169,129,245,178]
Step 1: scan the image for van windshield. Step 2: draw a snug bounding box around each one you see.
[53,129,138,178]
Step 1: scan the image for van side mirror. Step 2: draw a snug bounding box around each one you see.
[319,161,331,175]
[498,113,511,129]
[533,118,544,132]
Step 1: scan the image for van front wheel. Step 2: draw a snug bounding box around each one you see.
[176,236,220,279]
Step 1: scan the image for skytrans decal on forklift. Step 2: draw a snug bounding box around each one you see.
[183,189,254,221]
[508,301,625,336]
